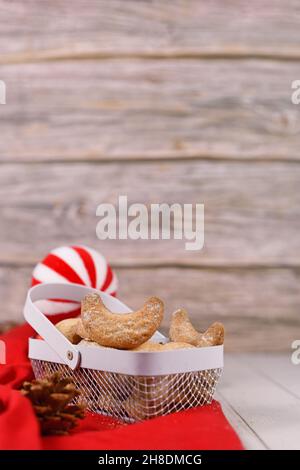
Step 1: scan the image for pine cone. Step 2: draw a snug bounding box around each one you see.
[21,372,85,435]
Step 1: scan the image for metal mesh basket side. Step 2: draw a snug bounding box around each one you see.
[31,359,222,423]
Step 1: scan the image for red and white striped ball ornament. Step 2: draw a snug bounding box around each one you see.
[32,245,118,315]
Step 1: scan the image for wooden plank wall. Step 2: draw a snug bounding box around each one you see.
[0,1,299,350]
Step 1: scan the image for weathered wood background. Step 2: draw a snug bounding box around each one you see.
[0,0,299,350]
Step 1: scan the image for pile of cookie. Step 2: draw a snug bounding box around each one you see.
[52,294,224,420]
[55,294,224,351]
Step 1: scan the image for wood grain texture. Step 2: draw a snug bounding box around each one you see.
[0,59,300,161]
[240,354,300,400]
[1,1,300,62]
[0,264,298,352]
[219,354,300,449]
[0,161,299,266]
[0,1,299,353]
[217,394,267,450]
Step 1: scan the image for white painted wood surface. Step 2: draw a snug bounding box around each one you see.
[1,0,300,62]
[218,354,300,450]
[1,59,300,161]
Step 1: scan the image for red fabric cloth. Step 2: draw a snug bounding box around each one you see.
[0,322,243,450]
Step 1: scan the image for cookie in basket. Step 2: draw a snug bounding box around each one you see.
[169,309,224,347]
[80,293,164,349]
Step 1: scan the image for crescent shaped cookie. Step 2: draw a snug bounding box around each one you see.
[169,309,224,347]
[81,293,164,350]
[197,322,224,347]
[169,309,200,346]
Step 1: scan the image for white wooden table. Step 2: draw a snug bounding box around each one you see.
[217,354,300,450]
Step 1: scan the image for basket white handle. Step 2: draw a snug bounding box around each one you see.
[23,283,135,370]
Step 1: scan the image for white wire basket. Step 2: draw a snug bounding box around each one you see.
[24,283,223,423]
